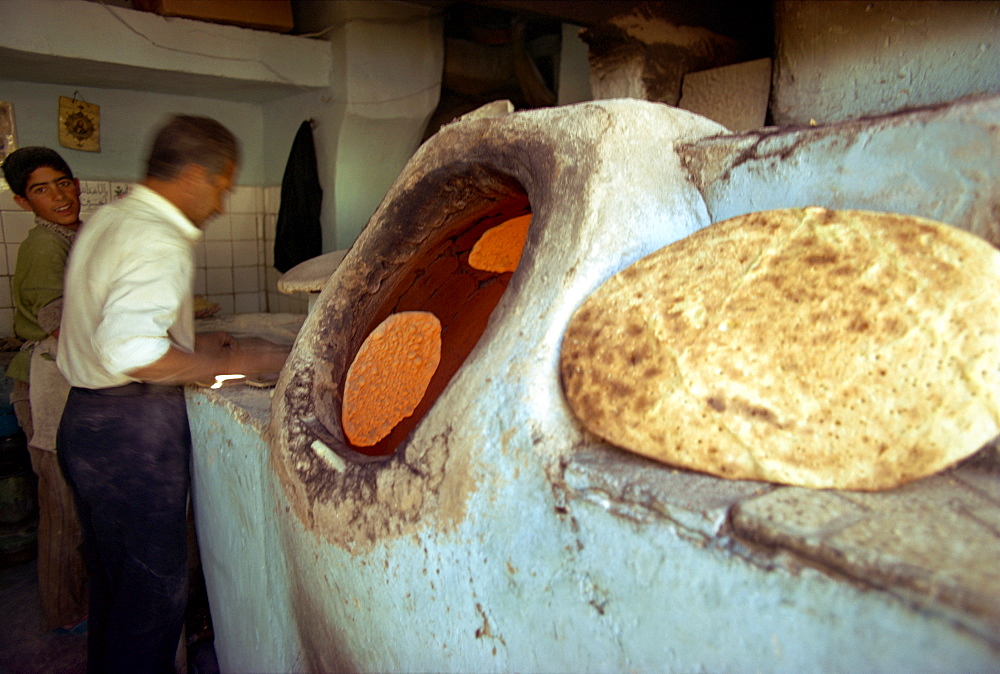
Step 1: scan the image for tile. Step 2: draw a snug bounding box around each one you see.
[230,213,257,241]
[206,268,233,294]
[265,266,281,290]
[276,294,308,314]
[264,186,281,214]
[205,241,233,268]
[232,241,257,267]
[0,308,12,336]
[6,244,19,273]
[233,266,259,293]
[192,240,207,268]
[0,277,11,308]
[227,186,260,214]
[193,268,207,295]
[110,182,133,201]
[234,292,260,314]
[207,294,235,315]
[264,243,274,266]
[79,181,111,216]
[2,211,34,244]
[0,187,18,210]
[0,253,7,277]
[264,213,277,240]
[205,214,232,241]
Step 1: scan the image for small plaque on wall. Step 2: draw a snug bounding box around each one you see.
[59,95,100,152]
[0,101,16,163]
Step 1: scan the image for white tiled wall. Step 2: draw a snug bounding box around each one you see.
[0,180,308,338]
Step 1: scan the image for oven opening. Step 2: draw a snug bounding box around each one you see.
[340,192,532,458]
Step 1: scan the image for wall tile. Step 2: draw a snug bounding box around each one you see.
[277,294,308,314]
[205,214,232,241]
[231,213,257,241]
[233,266,259,293]
[193,268,207,295]
[227,186,260,214]
[207,294,235,315]
[6,244,20,274]
[0,180,294,332]
[234,292,260,313]
[264,186,281,214]
[192,240,207,268]
[206,268,233,294]
[264,213,277,240]
[232,241,257,266]
[110,183,133,201]
[205,241,233,268]
[0,277,12,308]
[79,181,112,217]
[3,211,34,244]
[0,309,12,337]
[0,188,18,210]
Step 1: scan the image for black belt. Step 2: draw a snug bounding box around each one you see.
[85,382,182,397]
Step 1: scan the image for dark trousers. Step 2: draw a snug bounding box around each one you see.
[58,385,191,674]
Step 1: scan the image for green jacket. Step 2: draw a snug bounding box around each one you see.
[7,226,71,382]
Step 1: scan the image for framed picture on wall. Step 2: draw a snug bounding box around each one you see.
[0,101,16,163]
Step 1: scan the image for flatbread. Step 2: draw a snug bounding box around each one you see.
[468,214,532,273]
[343,311,442,447]
[560,207,1000,490]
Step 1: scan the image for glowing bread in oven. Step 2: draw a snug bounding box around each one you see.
[343,311,442,447]
[469,214,532,273]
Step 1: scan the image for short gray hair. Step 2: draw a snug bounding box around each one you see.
[145,115,240,181]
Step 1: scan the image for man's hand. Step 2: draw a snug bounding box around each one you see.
[223,337,291,376]
[127,334,290,385]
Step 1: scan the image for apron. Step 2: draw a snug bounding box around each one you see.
[29,336,72,452]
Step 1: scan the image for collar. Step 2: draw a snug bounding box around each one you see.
[128,184,203,243]
[34,216,79,245]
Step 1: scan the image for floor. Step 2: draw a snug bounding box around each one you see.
[0,540,219,674]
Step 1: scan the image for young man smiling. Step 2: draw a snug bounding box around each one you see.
[1,147,88,633]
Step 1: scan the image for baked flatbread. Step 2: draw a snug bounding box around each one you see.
[343,311,441,447]
[560,207,1000,490]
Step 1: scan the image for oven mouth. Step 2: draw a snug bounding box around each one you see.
[294,172,533,468]
[339,194,531,459]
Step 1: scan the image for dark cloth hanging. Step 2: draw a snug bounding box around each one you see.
[274,120,323,273]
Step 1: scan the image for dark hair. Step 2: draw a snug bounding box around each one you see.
[1,147,75,198]
[145,115,240,181]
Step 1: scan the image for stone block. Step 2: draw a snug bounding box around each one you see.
[679,58,772,132]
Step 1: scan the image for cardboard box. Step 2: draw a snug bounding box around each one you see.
[133,0,294,33]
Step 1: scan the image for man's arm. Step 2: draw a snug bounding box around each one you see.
[127,332,290,385]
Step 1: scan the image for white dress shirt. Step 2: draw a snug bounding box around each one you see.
[58,185,202,389]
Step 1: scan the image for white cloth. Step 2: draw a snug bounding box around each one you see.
[58,185,202,389]
[28,336,71,452]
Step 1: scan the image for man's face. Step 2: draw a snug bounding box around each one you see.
[188,160,237,229]
[14,166,82,227]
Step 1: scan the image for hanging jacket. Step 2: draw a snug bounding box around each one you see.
[274,120,323,273]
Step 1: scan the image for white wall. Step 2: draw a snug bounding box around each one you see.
[291,0,443,250]
[0,80,266,185]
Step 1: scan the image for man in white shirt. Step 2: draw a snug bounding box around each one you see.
[57,115,288,672]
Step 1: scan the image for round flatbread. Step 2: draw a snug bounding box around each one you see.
[560,207,1000,490]
[343,311,442,447]
[468,214,532,273]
